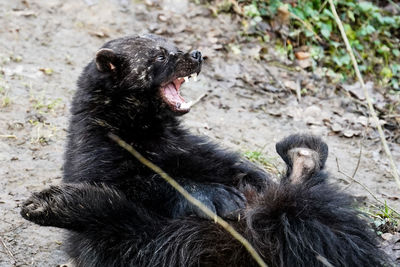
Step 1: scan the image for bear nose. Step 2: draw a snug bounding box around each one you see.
[190,50,202,62]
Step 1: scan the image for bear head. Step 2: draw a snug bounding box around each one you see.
[89,34,202,115]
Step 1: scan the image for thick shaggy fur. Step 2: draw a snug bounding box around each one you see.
[21,35,388,266]
[21,137,387,266]
[63,34,266,219]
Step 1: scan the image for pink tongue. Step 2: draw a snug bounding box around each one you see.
[164,83,185,105]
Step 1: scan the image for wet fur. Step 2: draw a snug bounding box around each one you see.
[21,35,388,266]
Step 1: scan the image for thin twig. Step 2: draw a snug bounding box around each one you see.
[336,157,400,217]
[0,236,16,264]
[382,114,400,119]
[295,78,301,102]
[342,143,362,191]
[0,135,17,139]
[329,0,400,191]
[351,142,362,179]
[108,133,268,267]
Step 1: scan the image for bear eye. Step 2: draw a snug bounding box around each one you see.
[156,54,166,62]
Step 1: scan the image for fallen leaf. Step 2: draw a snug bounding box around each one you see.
[303,106,323,125]
[331,123,343,132]
[89,30,109,38]
[266,109,282,117]
[382,233,393,241]
[296,58,312,69]
[295,51,310,60]
[356,115,369,126]
[276,5,290,26]
[283,80,298,91]
[342,81,375,101]
[157,13,169,22]
[343,129,355,138]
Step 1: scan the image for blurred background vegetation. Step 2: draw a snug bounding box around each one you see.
[204,0,400,92]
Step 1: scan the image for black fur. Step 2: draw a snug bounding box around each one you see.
[21,35,388,266]
[21,135,388,266]
[63,34,267,219]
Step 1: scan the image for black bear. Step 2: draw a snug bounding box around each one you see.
[62,34,267,219]
[21,35,388,266]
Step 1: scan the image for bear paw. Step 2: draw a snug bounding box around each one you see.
[276,134,329,184]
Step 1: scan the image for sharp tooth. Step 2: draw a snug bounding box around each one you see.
[180,101,193,110]
[184,76,189,83]
[193,73,198,82]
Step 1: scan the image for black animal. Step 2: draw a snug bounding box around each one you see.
[21,35,388,266]
[62,34,267,219]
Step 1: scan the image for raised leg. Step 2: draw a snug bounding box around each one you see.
[276,134,328,184]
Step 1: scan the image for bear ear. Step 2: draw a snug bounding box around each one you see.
[95,48,117,73]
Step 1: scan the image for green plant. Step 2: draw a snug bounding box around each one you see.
[30,92,62,113]
[244,150,280,174]
[1,95,11,107]
[0,78,11,107]
[222,0,400,88]
[363,201,400,235]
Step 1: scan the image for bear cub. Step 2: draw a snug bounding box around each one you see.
[21,35,388,267]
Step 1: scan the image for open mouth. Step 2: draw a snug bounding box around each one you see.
[160,73,198,114]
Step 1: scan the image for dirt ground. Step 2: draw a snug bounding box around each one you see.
[1,0,399,266]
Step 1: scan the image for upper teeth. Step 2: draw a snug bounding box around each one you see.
[180,74,199,83]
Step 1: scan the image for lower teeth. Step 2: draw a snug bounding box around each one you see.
[179,101,193,110]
